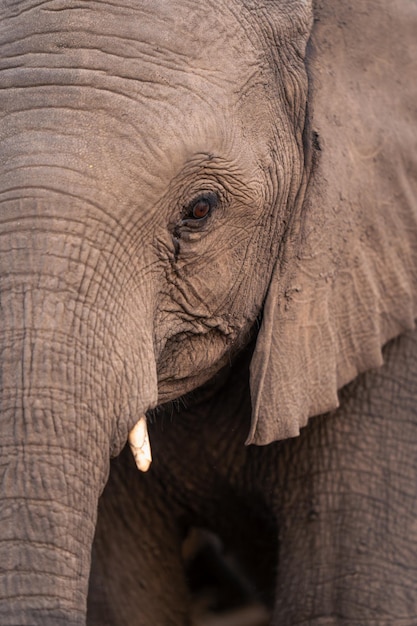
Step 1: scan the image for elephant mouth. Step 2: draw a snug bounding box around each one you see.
[127,331,234,474]
[127,318,254,474]
[155,325,248,401]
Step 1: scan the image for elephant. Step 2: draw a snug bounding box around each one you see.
[0,0,416,623]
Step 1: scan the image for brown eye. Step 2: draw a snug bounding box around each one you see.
[186,192,218,222]
[192,199,211,219]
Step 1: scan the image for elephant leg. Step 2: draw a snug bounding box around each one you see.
[87,447,192,626]
[272,329,417,625]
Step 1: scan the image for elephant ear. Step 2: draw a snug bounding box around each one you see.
[248,0,417,445]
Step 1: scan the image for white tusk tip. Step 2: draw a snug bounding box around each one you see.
[128,416,152,472]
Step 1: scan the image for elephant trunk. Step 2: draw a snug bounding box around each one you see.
[0,435,102,625]
[0,206,157,624]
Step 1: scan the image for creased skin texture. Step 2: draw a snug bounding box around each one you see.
[90,327,417,625]
[0,0,416,623]
[0,450,98,626]
[0,1,311,621]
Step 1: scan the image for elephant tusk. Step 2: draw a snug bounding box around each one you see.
[128,416,152,472]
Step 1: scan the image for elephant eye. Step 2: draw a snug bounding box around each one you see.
[192,199,211,219]
[185,192,218,222]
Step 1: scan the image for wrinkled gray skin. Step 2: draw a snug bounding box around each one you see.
[0,0,416,624]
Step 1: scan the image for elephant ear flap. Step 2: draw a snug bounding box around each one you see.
[248,0,417,446]
[248,254,342,446]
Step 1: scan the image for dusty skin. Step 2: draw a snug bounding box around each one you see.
[0,0,416,624]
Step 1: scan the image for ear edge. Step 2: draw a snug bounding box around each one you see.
[248,276,416,447]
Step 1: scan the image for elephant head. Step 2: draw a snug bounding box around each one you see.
[0,0,416,622]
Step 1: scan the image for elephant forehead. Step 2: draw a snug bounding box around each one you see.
[1,0,260,93]
[1,0,302,219]
[0,1,274,175]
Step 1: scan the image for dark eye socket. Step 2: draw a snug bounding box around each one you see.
[185,192,218,222]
